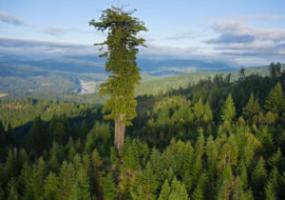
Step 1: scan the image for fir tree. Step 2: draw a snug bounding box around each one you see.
[265,82,285,113]
[158,180,171,200]
[192,172,208,200]
[202,102,213,124]
[43,172,60,200]
[221,94,236,123]
[265,181,276,200]
[269,62,282,79]
[102,173,116,200]
[252,157,267,199]
[168,179,189,200]
[7,179,18,200]
[243,93,261,119]
[193,98,204,120]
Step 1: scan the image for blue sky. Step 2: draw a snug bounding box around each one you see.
[0,0,285,65]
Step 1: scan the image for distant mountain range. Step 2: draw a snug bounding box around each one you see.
[0,38,279,102]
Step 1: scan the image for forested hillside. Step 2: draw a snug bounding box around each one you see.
[0,64,285,200]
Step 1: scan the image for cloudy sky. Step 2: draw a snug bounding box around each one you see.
[0,0,285,66]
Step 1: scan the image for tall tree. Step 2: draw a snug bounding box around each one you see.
[243,93,261,119]
[90,7,147,154]
[269,62,281,79]
[265,82,285,113]
[221,94,236,123]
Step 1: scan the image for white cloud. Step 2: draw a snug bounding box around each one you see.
[0,11,26,26]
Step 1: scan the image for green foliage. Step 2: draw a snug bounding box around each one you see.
[158,180,171,200]
[90,7,147,125]
[269,62,282,79]
[243,93,261,119]
[43,172,59,200]
[168,178,189,200]
[7,179,18,200]
[265,82,285,113]
[252,157,267,199]
[85,122,111,154]
[221,94,236,123]
[1,62,285,200]
[102,173,116,200]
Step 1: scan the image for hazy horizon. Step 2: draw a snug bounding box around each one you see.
[1,0,285,66]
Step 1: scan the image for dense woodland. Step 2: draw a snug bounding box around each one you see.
[0,63,285,200]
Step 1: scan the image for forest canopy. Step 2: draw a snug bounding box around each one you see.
[0,62,285,200]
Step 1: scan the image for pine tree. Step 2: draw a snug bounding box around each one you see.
[238,160,248,188]
[168,179,189,200]
[221,94,236,123]
[243,93,261,119]
[202,102,213,124]
[217,138,238,171]
[269,148,282,169]
[48,118,67,144]
[58,161,76,200]
[0,121,7,148]
[7,179,18,200]
[191,133,205,185]
[132,162,158,199]
[25,117,47,153]
[158,180,171,200]
[216,166,233,200]
[43,172,60,200]
[90,7,147,155]
[48,141,60,171]
[232,177,245,200]
[265,181,276,200]
[252,157,267,199]
[102,173,116,200]
[70,166,91,200]
[192,172,208,200]
[240,68,245,79]
[269,62,281,79]
[265,82,285,113]
[193,98,204,121]
[5,149,15,179]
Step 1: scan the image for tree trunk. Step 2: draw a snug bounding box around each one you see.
[114,114,125,156]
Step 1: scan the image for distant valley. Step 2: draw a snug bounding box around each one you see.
[0,38,283,102]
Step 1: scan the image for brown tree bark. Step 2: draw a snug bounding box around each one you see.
[115,113,126,156]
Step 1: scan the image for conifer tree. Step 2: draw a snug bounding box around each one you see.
[193,98,204,120]
[7,179,18,200]
[158,180,171,200]
[265,82,285,113]
[70,166,91,200]
[216,165,233,200]
[265,181,276,200]
[243,93,261,119]
[43,172,60,200]
[59,161,76,200]
[90,7,147,154]
[252,157,267,199]
[102,173,116,200]
[221,94,236,123]
[133,162,158,199]
[269,62,281,79]
[231,177,245,200]
[202,102,213,124]
[168,179,189,200]
[192,172,207,200]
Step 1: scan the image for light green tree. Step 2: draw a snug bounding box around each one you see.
[265,82,285,113]
[221,94,236,123]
